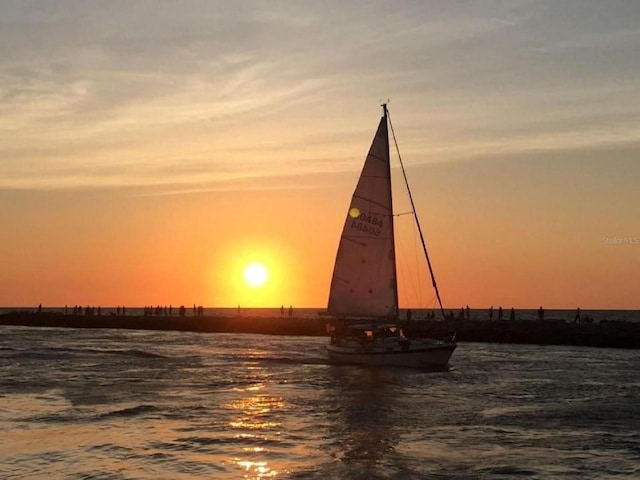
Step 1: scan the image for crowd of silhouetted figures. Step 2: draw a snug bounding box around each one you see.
[143,305,205,317]
[411,305,594,324]
[55,305,110,316]
[36,304,128,317]
[35,303,207,318]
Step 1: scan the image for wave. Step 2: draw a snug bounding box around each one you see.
[107,349,166,359]
[147,435,296,454]
[100,404,160,420]
[4,347,166,360]
[221,352,329,366]
[21,404,161,424]
[242,356,329,366]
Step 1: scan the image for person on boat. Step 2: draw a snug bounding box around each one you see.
[362,329,375,350]
[327,323,338,344]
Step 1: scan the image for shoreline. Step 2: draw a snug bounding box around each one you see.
[1,311,639,350]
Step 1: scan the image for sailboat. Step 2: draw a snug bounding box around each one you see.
[324,104,457,368]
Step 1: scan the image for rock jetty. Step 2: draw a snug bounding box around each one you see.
[1,311,639,350]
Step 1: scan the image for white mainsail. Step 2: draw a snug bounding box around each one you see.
[327,110,398,318]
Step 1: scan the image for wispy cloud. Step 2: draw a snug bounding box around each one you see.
[1,1,639,189]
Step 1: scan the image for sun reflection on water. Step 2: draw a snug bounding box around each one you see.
[225,366,286,478]
[235,459,279,478]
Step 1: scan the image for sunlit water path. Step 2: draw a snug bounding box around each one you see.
[1,326,639,479]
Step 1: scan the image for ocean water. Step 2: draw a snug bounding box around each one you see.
[1,326,639,479]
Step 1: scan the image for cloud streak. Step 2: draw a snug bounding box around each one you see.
[1,1,639,189]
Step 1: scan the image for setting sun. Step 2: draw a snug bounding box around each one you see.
[243,263,269,288]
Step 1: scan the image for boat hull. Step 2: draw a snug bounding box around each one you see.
[326,342,456,368]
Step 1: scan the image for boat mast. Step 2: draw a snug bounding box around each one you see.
[385,104,447,321]
[382,105,400,319]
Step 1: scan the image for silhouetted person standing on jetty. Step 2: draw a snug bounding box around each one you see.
[575,308,581,323]
[538,306,544,320]
[498,306,503,321]
[510,308,515,321]
[288,305,293,317]
[280,305,284,317]
[465,305,470,320]
[488,306,494,321]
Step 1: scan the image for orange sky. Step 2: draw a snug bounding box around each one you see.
[0,2,639,309]
[1,145,638,309]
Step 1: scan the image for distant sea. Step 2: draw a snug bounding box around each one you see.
[1,307,638,323]
[2,326,639,478]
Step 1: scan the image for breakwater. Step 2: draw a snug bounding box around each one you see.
[1,311,639,349]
